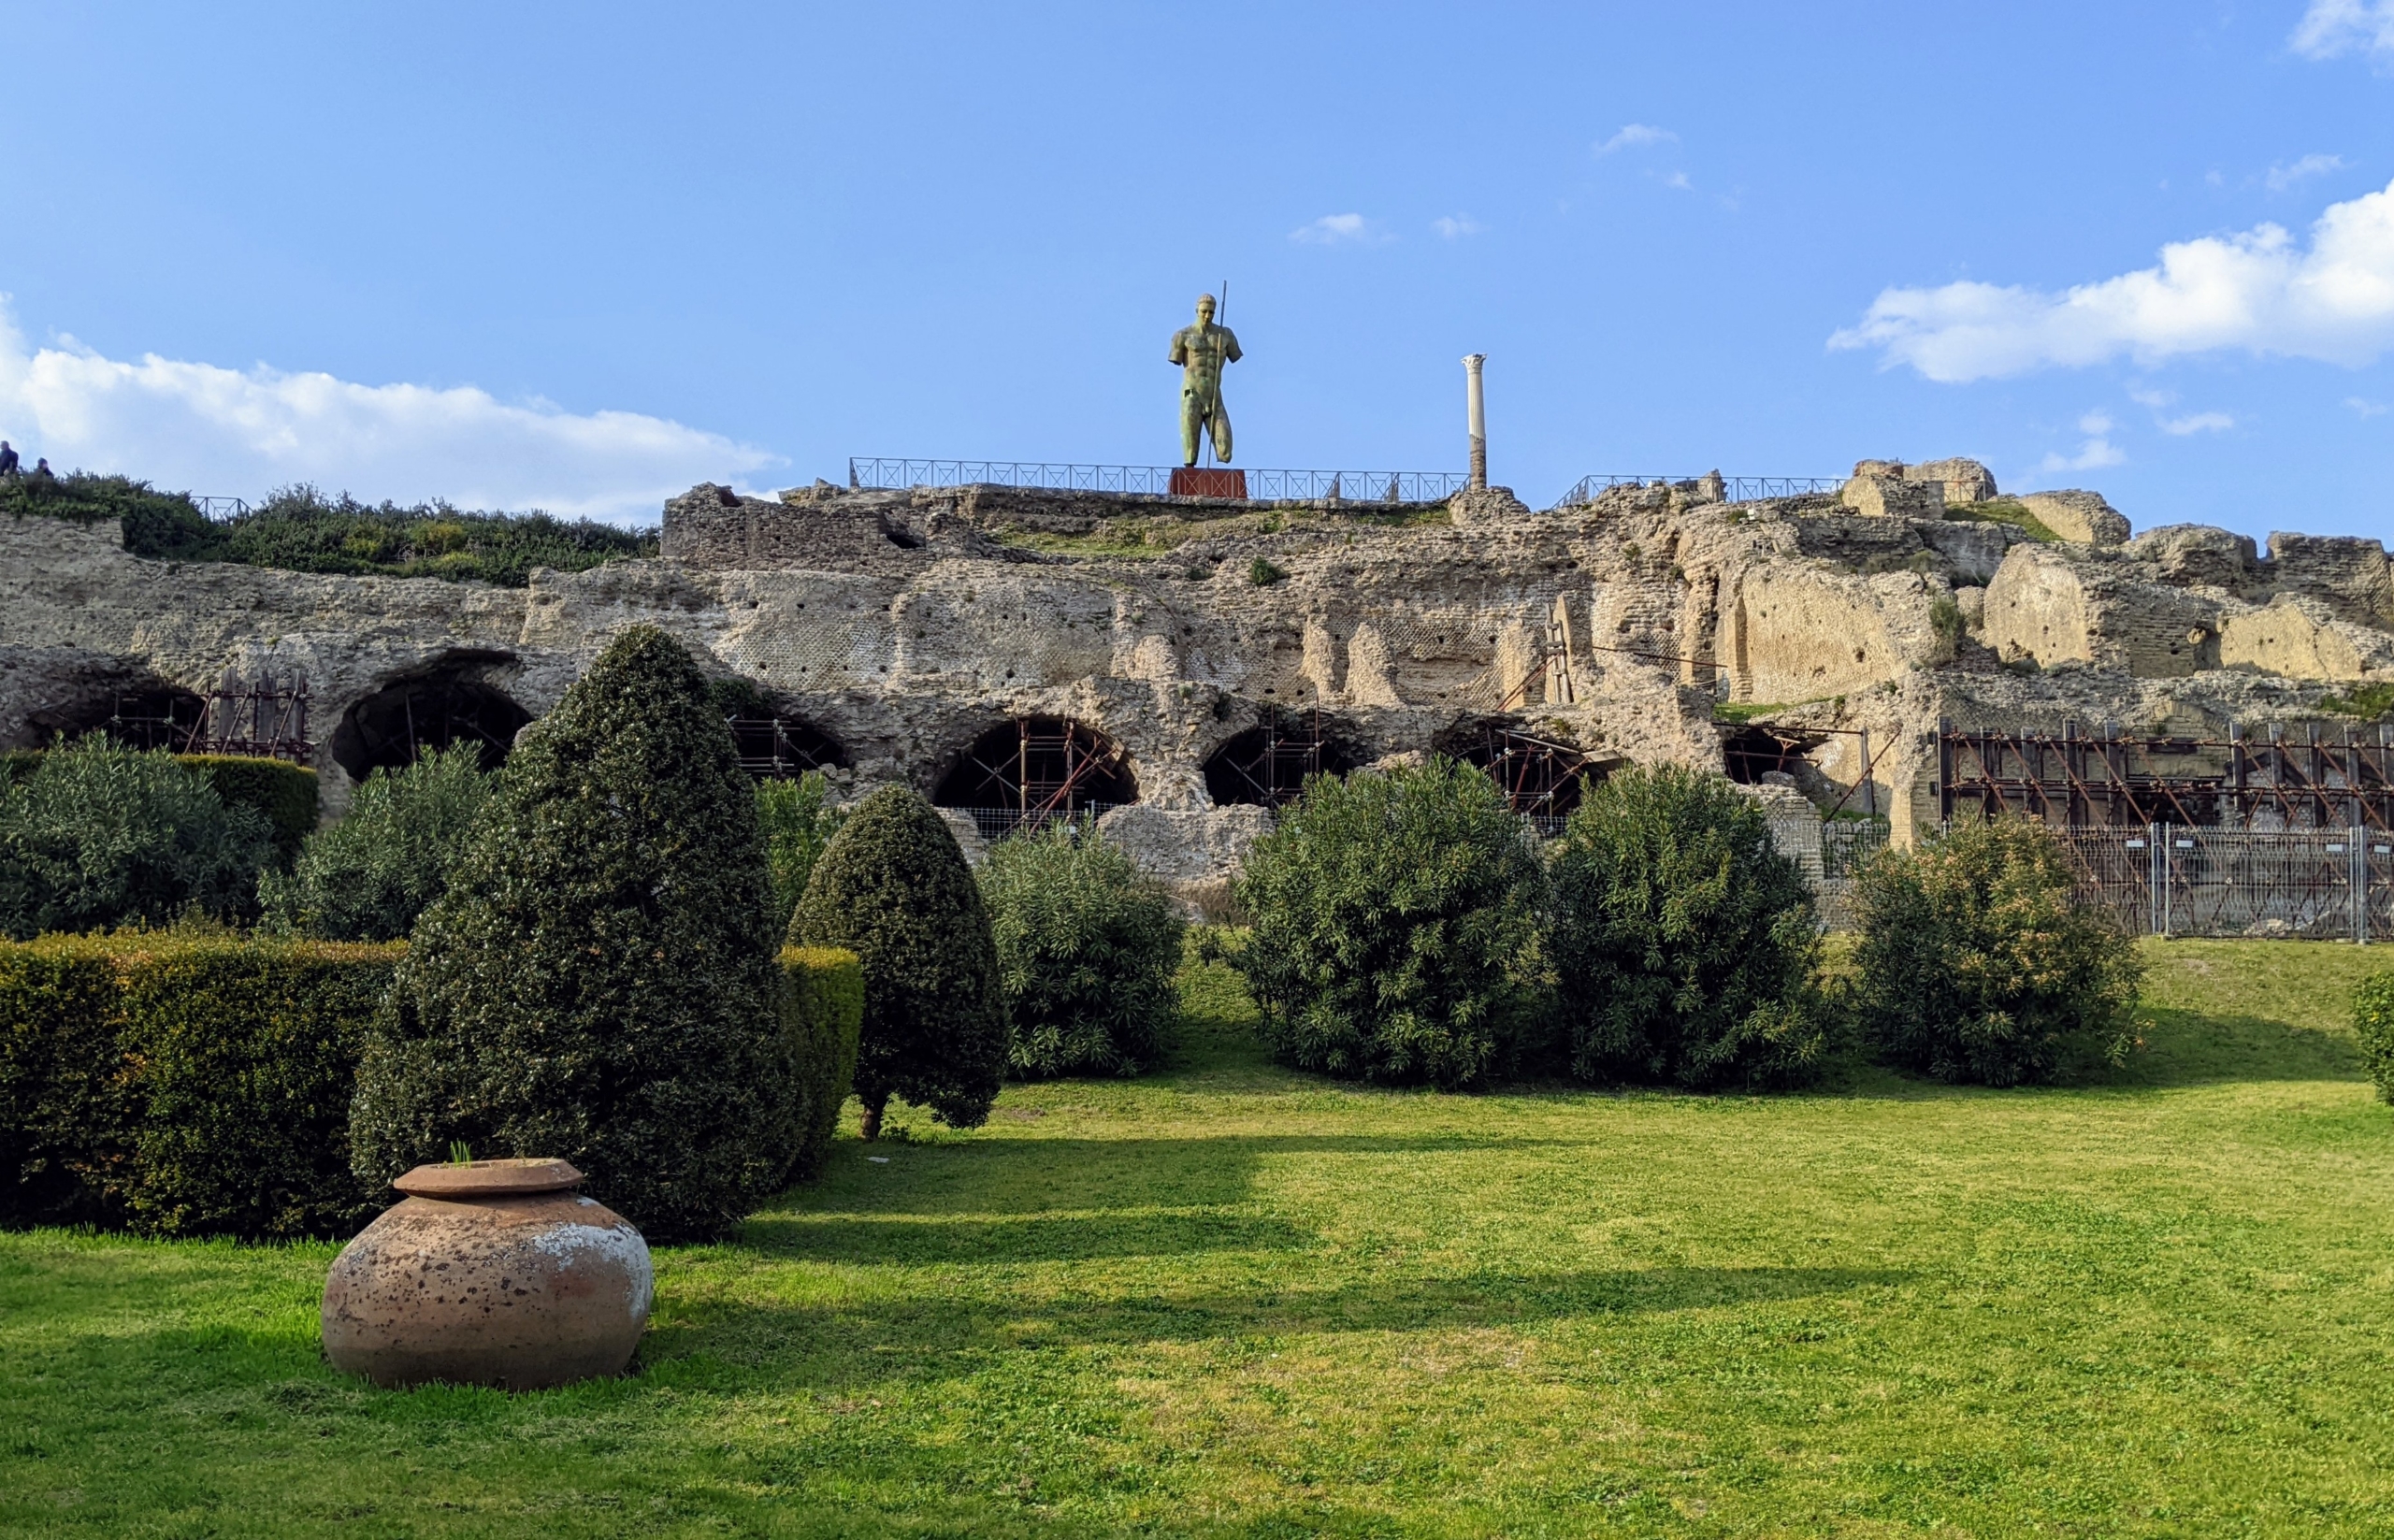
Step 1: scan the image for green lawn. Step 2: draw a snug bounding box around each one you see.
[5,940,2392,1537]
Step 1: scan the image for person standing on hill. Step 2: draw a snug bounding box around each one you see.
[0,441,19,478]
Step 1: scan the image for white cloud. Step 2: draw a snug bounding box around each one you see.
[1829,175,2394,381]
[2267,152,2347,192]
[2158,410,2235,435]
[1432,214,1484,239]
[2349,396,2391,416]
[2291,0,2394,62]
[0,298,773,523]
[1291,212,1389,246]
[2038,430,2125,474]
[1661,170,1694,192]
[1595,123,1676,155]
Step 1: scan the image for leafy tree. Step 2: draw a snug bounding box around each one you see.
[788,786,1003,1139]
[259,745,493,941]
[1546,766,1825,1089]
[757,771,846,937]
[2352,970,2394,1105]
[349,626,800,1242]
[1851,817,2143,1086]
[978,821,1185,1078]
[0,738,273,939]
[1233,756,1542,1088]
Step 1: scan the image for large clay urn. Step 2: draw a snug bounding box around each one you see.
[322,1158,653,1390]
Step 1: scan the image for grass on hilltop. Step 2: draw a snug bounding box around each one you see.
[3,937,2392,1537]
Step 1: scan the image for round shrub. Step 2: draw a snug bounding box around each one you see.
[350,626,800,1243]
[1547,765,1825,1089]
[2354,969,2394,1105]
[1233,756,1542,1088]
[0,737,273,939]
[259,744,492,941]
[979,821,1185,1078]
[1852,817,2143,1086]
[788,786,1004,1139]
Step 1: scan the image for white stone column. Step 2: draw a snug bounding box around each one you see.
[1463,353,1487,490]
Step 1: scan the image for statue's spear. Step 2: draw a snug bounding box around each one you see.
[1206,281,1229,468]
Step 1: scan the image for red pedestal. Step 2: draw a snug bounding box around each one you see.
[1170,467,1248,499]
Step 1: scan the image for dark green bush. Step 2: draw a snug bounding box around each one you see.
[979,822,1185,1078]
[0,738,274,939]
[216,485,654,587]
[1851,818,2143,1086]
[0,933,398,1237]
[350,626,800,1243]
[2355,970,2394,1104]
[0,471,222,558]
[789,786,1004,1139]
[180,755,319,868]
[1233,756,1542,1088]
[259,745,490,941]
[782,945,864,1177]
[1546,766,1826,1089]
[758,771,847,937]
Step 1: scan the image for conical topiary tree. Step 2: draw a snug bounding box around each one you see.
[349,625,800,1243]
[787,787,1003,1140]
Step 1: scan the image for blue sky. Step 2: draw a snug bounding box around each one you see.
[2,3,2392,537]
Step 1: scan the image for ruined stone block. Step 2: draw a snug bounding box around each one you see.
[2265,533,2394,626]
[2126,525,2257,588]
[2018,491,2129,546]
[1840,473,1946,520]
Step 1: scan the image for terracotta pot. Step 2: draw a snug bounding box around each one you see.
[322,1158,653,1390]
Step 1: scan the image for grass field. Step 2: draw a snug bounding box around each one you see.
[5,939,2392,1537]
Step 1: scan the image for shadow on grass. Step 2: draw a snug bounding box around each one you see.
[644,1263,1909,1389]
[744,1208,1319,1264]
[2102,1006,2362,1087]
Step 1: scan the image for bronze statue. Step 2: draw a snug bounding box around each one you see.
[1167,294,1241,467]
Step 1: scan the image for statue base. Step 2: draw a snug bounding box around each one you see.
[1170,467,1247,499]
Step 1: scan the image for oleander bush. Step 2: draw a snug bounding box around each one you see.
[789,786,1005,1139]
[758,771,847,937]
[259,744,491,942]
[979,821,1185,1078]
[782,945,865,1177]
[2354,969,2394,1104]
[0,932,399,1237]
[1852,817,2143,1086]
[350,625,802,1243]
[0,738,275,939]
[1233,756,1543,1089]
[1546,765,1826,1090]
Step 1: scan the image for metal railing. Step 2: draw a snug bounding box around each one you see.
[190,496,251,520]
[1553,474,1846,508]
[846,458,1470,504]
[945,804,1122,844]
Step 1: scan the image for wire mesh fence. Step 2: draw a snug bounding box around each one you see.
[2060,824,2386,941]
[846,458,1469,503]
[945,804,1124,845]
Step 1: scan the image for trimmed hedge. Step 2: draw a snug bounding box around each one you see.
[0,934,399,1237]
[2356,970,2394,1105]
[179,755,319,868]
[783,945,863,1178]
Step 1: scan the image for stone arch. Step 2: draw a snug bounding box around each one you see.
[1437,716,1607,817]
[932,717,1138,813]
[330,662,531,781]
[31,681,208,752]
[1722,725,1822,785]
[726,714,846,778]
[1202,707,1355,807]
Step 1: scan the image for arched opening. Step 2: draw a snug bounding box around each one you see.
[331,669,531,781]
[1723,725,1821,785]
[34,684,209,753]
[1204,708,1352,807]
[933,718,1138,838]
[1444,719,1601,819]
[727,715,846,778]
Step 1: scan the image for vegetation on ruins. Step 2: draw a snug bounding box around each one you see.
[1850,817,2143,1086]
[1546,765,1827,1089]
[1233,756,1542,1088]
[0,738,276,940]
[788,785,1006,1139]
[757,770,847,937]
[7,471,653,586]
[977,821,1186,1078]
[350,626,801,1243]
[2354,968,2394,1103]
[258,745,493,942]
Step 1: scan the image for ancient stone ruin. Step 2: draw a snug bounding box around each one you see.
[7,457,2390,908]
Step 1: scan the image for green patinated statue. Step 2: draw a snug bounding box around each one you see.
[1167,294,1241,467]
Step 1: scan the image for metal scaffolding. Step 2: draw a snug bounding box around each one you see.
[937,717,1136,839]
[726,716,843,779]
[187,671,314,762]
[1204,708,1339,808]
[1937,717,2394,830]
